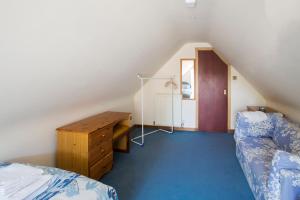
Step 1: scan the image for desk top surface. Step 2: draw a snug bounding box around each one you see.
[247,106,278,113]
[57,111,131,133]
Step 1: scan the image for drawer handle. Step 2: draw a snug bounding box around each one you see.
[102,134,105,138]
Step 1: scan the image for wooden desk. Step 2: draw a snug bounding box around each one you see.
[56,111,132,179]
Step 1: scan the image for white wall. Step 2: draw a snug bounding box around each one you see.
[134,43,266,130]
[267,100,300,123]
[0,0,187,166]
[230,67,266,128]
[134,43,211,128]
[0,95,134,167]
[1,0,299,167]
[208,0,300,112]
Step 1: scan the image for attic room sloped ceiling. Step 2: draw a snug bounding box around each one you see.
[0,0,211,165]
[0,0,300,164]
[207,0,300,111]
[2,0,300,126]
[0,0,210,127]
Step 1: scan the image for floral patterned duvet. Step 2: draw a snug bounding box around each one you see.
[0,162,118,200]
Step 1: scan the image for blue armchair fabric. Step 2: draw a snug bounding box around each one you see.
[235,112,300,200]
[234,112,274,141]
[268,150,300,200]
[272,116,300,154]
[236,137,276,199]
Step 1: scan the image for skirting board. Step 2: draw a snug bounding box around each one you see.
[133,124,234,133]
[134,124,198,132]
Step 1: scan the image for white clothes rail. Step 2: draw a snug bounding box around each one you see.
[131,74,175,146]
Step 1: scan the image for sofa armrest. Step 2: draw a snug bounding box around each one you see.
[267,150,300,200]
[234,112,274,141]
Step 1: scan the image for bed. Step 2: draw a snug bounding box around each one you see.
[0,162,118,200]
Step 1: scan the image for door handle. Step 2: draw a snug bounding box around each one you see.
[224,89,227,95]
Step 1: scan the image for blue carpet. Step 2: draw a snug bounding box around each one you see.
[101,128,254,200]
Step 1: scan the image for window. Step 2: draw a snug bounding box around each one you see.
[180,59,195,100]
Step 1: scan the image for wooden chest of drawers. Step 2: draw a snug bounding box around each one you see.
[56,111,131,180]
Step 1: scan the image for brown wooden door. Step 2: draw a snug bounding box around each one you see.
[198,50,228,132]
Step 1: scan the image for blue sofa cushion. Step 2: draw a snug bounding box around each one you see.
[268,150,300,200]
[235,112,274,141]
[236,137,277,200]
[272,116,300,154]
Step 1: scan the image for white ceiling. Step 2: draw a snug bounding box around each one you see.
[0,0,299,127]
[207,0,300,109]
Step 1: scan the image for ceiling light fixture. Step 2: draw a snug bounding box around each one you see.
[185,0,197,8]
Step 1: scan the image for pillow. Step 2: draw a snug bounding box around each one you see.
[272,116,300,153]
[242,111,268,123]
[235,112,274,140]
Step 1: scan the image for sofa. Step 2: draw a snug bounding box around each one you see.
[235,111,300,200]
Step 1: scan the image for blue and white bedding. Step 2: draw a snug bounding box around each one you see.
[0,162,118,200]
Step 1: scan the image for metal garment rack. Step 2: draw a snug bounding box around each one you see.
[131,74,175,146]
